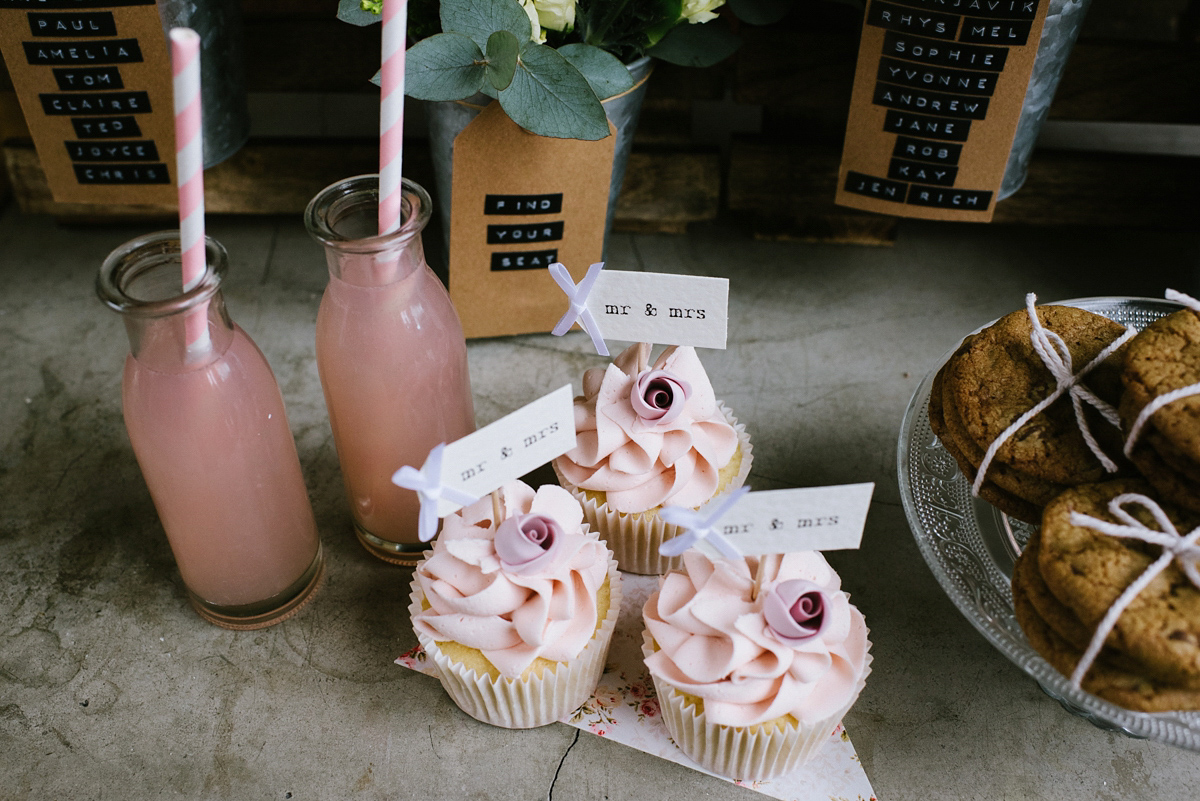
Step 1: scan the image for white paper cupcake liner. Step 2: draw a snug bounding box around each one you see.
[554,402,753,575]
[641,630,872,781]
[408,535,622,729]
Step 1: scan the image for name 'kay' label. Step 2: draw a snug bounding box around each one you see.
[692,483,875,557]
[587,270,729,350]
[431,385,577,517]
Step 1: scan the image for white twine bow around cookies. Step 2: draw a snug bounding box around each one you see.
[550,261,609,356]
[1124,289,1200,457]
[659,485,751,561]
[1066,493,1200,688]
[391,443,479,543]
[973,294,1134,497]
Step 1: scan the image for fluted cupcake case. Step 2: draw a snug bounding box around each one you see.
[409,540,622,729]
[554,403,753,575]
[642,630,872,780]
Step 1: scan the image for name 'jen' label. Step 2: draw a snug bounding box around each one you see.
[433,384,577,516]
[586,269,729,350]
[693,483,875,557]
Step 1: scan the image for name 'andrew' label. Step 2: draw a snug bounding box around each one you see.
[432,385,577,516]
[693,483,875,557]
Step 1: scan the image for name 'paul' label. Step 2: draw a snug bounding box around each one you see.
[583,270,729,350]
[693,483,875,557]
[432,385,577,516]
[28,11,117,37]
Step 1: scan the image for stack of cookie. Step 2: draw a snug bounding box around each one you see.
[929,304,1131,524]
[1120,306,1200,514]
[1012,479,1200,711]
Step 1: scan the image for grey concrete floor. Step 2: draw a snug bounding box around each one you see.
[2,202,1199,800]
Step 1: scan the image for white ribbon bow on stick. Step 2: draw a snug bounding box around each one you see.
[1124,289,1200,457]
[973,293,1135,497]
[659,485,751,561]
[550,261,609,356]
[1066,493,1200,688]
[390,443,479,543]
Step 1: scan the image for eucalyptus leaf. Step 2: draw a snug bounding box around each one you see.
[647,19,740,67]
[441,0,533,51]
[486,30,520,91]
[728,0,794,25]
[337,0,382,26]
[557,43,634,100]
[405,33,489,101]
[499,42,610,140]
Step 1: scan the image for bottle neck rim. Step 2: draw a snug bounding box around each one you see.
[304,174,431,255]
[97,230,228,319]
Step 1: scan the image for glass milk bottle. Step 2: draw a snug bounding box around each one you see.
[98,232,324,629]
[305,176,475,565]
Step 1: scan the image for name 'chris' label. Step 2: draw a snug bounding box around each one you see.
[433,384,577,516]
[691,483,875,558]
[586,270,729,350]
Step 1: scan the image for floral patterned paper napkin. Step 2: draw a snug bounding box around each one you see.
[397,573,877,801]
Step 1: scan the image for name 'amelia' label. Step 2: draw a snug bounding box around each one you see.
[23,38,143,65]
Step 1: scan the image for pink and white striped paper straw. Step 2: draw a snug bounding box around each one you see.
[170,27,209,353]
[377,0,407,237]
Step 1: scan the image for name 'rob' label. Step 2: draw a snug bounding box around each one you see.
[693,483,875,557]
[587,270,729,350]
[432,385,577,516]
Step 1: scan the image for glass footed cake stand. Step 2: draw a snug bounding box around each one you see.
[897,296,1200,751]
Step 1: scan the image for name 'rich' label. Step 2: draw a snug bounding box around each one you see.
[906,184,992,208]
[23,38,142,64]
[40,91,150,115]
[487,221,564,244]
[484,193,563,215]
[72,162,169,184]
[66,139,158,162]
[28,11,116,36]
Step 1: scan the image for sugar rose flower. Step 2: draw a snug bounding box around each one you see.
[630,369,691,425]
[682,0,725,24]
[494,513,563,575]
[764,579,827,644]
[533,0,575,32]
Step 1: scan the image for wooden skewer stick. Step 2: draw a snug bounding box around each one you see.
[491,489,504,525]
[637,342,650,373]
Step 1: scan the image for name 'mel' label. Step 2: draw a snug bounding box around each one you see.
[836,0,1051,221]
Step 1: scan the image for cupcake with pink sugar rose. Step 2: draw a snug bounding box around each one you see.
[642,550,871,780]
[552,342,752,574]
[409,480,621,728]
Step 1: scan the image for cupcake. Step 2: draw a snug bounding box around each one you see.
[409,481,621,728]
[552,342,752,574]
[642,551,871,780]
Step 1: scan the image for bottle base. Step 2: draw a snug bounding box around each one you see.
[188,544,326,630]
[354,523,431,567]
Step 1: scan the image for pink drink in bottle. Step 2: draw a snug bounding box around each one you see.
[99,232,324,628]
[305,176,475,564]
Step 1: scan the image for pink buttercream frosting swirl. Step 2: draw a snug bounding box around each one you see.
[413,482,610,679]
[555,343,739,513]
[643,551,870,727]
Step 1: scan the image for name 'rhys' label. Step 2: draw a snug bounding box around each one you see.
[868,1,960,39]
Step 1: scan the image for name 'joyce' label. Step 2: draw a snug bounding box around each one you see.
[583,269,729,350]
[432,384,577,516]
[691,483,875,557]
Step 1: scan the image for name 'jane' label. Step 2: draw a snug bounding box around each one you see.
[432,385,578,516]
[692,483,875,557]
[23,38,142,64]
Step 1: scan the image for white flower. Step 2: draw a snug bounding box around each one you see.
[533,0,575,32]
[681,0,725,24]
[519,0,547,43]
